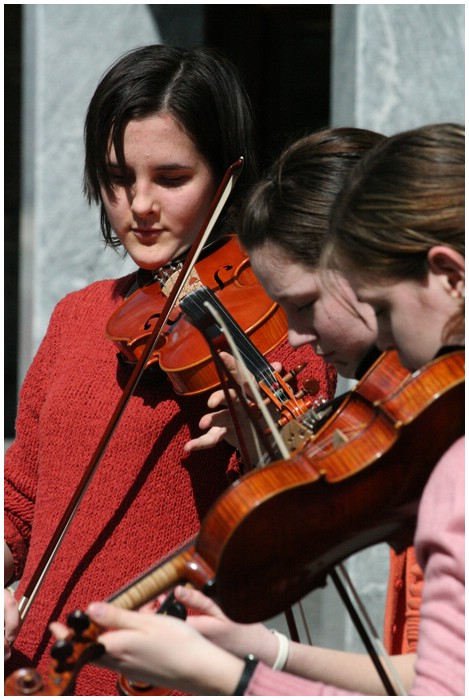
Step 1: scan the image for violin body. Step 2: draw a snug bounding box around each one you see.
[106,235,288,395]
[198,348,464,622]
[281,348,410,451]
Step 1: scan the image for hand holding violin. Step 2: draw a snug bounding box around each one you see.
[174,585,279,663]
[184,351,283,461]
[50,603,245,696]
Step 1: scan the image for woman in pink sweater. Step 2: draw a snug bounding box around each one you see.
[60,123,464,695]
[3,45,336,696]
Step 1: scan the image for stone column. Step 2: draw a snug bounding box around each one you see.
[19,5,162,379]
[332,4,465,132]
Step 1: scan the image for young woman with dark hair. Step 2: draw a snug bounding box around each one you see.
[4,45,335,696]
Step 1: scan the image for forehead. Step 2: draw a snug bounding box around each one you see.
[249,244,320,298]
[107,113,197,159]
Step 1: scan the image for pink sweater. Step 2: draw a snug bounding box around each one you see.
[4,274,337,696]
[247,436,465,696]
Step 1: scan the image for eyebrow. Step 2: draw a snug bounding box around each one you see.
[106,160,192,171]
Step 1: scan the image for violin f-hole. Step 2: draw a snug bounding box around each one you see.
[213,263,234,289]
[143,312,183,331]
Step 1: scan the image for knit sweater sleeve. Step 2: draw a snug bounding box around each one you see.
[411,436,465,696]
[246,663,360,696]
[5,293,72,580]
[383,546,423,654]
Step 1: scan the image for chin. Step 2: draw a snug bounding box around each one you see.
[128,251,166,271]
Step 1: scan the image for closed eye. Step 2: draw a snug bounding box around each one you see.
[296,300,314,314]
[156,175,189,188]
[106,165,132,186]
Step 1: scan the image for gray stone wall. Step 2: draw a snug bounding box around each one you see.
[332,4,464,133]
[19,5,162,379]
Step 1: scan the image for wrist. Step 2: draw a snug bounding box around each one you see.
[190,646,245,695]
[270,630,290,671]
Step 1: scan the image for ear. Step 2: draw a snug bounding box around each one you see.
[427,245,465,299]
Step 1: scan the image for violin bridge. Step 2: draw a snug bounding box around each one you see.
[332,429,349,448]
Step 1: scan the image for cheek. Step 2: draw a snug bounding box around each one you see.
[170,187,214,230]
[315,304,347,338]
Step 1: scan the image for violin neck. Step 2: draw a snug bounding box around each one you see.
[180,286,288,399]
[107,540,214,611]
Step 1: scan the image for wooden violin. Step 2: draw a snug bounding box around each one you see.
[106,234,290,396]
[5,348,464,696]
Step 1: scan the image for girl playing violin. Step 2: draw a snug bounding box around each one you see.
[3,45,336,696]
[182,127,422,694]
[61,122,463,695]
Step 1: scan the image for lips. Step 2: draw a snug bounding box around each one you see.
[132,228,163,243]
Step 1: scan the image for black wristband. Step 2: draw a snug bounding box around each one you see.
[233,654,259,695]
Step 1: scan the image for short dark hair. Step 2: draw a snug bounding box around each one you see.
[84,44,258,246]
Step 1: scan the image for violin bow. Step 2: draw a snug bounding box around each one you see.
[197,300,406,696]
[16,157,245,625]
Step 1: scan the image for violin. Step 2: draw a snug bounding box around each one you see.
[280,347,411,452]
[106,234,290,396]
[5,348,464,696]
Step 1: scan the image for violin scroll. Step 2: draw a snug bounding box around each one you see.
[5,668,44,696]
[5,611,105,696]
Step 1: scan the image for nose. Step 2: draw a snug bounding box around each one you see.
[130,180,160,218]
[288,326,316,350]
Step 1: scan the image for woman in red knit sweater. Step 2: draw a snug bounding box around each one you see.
[3,45,336,696]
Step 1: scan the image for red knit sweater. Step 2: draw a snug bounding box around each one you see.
[384,547,423,654]
[4,273,337,696]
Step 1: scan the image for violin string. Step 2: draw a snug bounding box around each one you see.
[201,300,291,462]
[201,300,315,649]
[303,422,369,457]
[180,287,288,398]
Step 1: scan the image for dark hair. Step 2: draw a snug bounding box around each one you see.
[84,44,257,247]
[327,123,465,280]
[239,127,385,267]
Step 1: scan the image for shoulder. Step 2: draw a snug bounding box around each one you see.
[415,436,465,564]
[421,435,465,504]
[51,274,136,319]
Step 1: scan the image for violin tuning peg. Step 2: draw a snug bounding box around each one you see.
[7,667,44,695]
[51,638,74,665]
[66,609,91,636]
[167,601,187,620]
[302,378,321,396]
